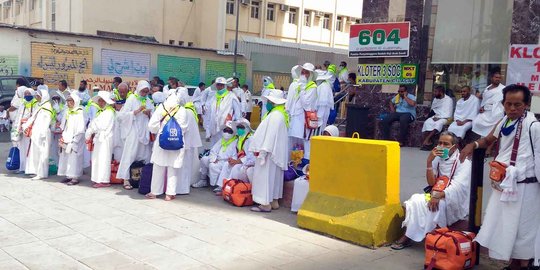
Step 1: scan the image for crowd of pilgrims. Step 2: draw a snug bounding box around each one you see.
[7,62,339,212]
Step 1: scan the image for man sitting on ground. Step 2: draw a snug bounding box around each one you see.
[421,86,454,150]
[392,131,471,249]
[447,86,479,139]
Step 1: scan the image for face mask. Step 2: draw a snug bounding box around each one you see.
[217,89,226,95]
[263,80,270,87]
[222,132,233,140]
[299,76,308,84]
[53,102,59,111]
[266,102,274,112]
[237,128,246,136]
[24,96,33,102]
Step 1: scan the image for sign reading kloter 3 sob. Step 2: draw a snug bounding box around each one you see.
[356,63,418,85]
[349,22,410,58]
[507,44,540,94]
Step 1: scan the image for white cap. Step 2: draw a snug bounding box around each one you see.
[263,89,287,105]
[215,77,227,85]
[92,90,115,105]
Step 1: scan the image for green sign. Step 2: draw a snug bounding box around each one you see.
[356,63,418,85]
[157,55,201,86]
[0,56,19,76]
[205,60,246,86]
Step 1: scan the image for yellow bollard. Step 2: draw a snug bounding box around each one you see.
[297,136,404,248]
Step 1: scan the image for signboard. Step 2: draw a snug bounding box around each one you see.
[0,56,18,76]
[349,22,410,58]
[31,42,93,86]
[506,44,540,95]
[101,49,151,78]
[74,74,146,95]
[356,63,418,85]
[157,55,201,86]
[204,60,246,86]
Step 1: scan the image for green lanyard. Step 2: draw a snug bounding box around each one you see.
[221,135,236,152]
[263,104,289,128]
[96,105,115,117]
[216,90,229,108]
[237,133,252,153]
[295,81,317,99]
[184,102,198,123]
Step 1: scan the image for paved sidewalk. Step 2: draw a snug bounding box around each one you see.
[0,143,501,270]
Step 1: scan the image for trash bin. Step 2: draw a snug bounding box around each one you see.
[345,104,369,138]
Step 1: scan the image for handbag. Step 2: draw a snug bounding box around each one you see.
[304,111,318,129]
[489,116,524,182]
[425,227,477,270]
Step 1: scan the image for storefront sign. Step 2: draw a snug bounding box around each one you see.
[356,63,418,85]
[507,44,540,95]
[101,49,151,78]
[349,22,410,58]
[74,74,146,95]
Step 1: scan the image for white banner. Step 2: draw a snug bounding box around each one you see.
[506,44,540,95]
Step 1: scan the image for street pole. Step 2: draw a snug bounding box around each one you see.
[233,0,240,77]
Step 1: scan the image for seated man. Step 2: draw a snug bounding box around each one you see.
[228,118,255,183]
[391,131,471,249]
[194,121,238,193]
[381,85,417,146]
[421,86,454,150]
[472,72,505,137]
[447,86,479,139]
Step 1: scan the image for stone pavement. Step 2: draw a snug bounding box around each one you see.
[0,142,501,270]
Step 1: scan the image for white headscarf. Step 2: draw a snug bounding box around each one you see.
[68,91,81,109]
[163,93,179,111]
[135,80,151,95]
[323,125,339,137]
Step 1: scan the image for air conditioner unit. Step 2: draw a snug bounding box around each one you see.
[279,4,288,11]
[240,0,249,5]
[315,11,324,17]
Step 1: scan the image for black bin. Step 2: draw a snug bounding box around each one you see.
[345,104,369,138]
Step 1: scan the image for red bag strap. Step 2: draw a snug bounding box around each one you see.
[495,114,525,166]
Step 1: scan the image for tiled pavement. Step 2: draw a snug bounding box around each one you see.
[0,143,502,270]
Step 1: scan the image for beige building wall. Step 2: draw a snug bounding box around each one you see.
[1,0,361,51]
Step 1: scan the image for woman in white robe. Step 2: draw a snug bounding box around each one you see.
[85,91,116,188]
[472,82,505,137]
[57,92,85,185]
[448,86,480,138]
[315,71,334,134]
[229,118,256,183]
[147,94,189,200]
[249,90,289,212]
[116,80,154,190]
[194,121,238,193]
[23,87,54,180]
[287,63,318,160]
[208,77,242,146]
[11,88,38,173]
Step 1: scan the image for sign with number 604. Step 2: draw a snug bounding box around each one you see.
[349,22,410,58]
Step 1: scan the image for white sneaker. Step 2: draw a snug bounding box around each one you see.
[192,179,208,188]
[213,186,222,193]
[31,176,44,180]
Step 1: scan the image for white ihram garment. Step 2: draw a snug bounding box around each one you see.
[422,95,454,132]
[287,81,317,159]
[316,81,334,132]
[472,84,505,137]
[476,112,540,261]
[58,94,85,180]
[12,101,38,173]
[402,151,471,242]
[176,106,202,194]
[447,95,480,138]
[200,138,238,187]
[85,108,115,183]
[249,109,289,205]
[229,135,255,182]
[23,99,54,178]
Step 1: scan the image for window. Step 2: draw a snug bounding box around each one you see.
[304,10,311,27]
[288,8,297,24]
[30,0,37,10]
[266,3,274,21]
[51,0,56,30]
[226,0,235,15]
[355,19,361,24]
[251,1,259,19]
[322,14,330,29]
[336,16,343,31]
[169,40,174,45]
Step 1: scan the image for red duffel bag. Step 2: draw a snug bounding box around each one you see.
[222,179,253,207]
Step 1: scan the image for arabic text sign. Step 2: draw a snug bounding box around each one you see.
[101,49,150,78]
[31,42,93,86]
[74,74,146,96]
[507,44,540,95]
[356,63,418,85]
[349,22,410,58]
[157,55,201,86]
[0,56,18,76]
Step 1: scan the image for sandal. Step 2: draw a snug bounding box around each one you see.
[145,193,157,199]
[165,195,175,201]
[250,206,272,213]
[61,178,71,183]
[92,183,111,188]
[123,184,133,190]
[67,179,79,186]
[390,240,412,250]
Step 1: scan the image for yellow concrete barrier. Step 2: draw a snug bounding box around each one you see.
[297,136,404,248]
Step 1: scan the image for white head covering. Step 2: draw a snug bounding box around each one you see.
[163,93,178,111]
[135,80,151,95]
[92,91,115,105]
[23,87,36,96]
[226,78,235,87]
[292,63,318,81]
[224,120,237,134]
[291,65,300,80]
[152,92,166,104]
[263,89,286,105]
[36,86,50,103]
[16,86,26,98]
[315,70,332,82]
[175,87,190,105]
[215,77,227,85]
[323,125,339,137]
[53,90,66,102]
[68,91,82,108]
[234,118,252,132]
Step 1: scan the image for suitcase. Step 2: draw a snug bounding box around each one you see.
[6,147,20,171]
[138,163,153,195]
[222,179,253,207]
[425,227,477,270]
[110,160,122,184]
[129,161,145,189]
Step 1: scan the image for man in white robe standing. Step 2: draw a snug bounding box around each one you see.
[472,72,505,137]
[421,85,454,149]
[391,131,471,249]
[57,92,85,185]
[461,85,540,269]
[200,80,215,142]
[448,86,480,139]
[112,82,132,162]
[249,90,289,212]
[315,71,334,134]
[192,82,205,121]
[11,87,38,174]
[232,77,247,116]
[116,80,154,190]
[85,91,116,188]
[287,63,318,160]
[208,77,242,146]
[23,87,54,180]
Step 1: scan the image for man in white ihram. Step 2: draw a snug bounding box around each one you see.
[472,72,505,137]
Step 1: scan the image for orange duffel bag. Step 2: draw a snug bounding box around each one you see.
[425,227,476,270]
[222,179,254,207]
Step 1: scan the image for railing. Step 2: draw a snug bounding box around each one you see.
[334,92,349,127]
